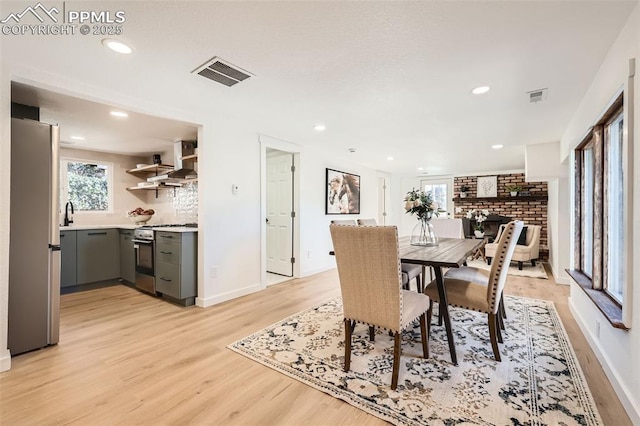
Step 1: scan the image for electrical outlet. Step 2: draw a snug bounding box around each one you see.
[595,320,601,339]
[307,250,313,259]
[210,266,218,278]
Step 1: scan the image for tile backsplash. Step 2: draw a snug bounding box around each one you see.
[168,181,198,224]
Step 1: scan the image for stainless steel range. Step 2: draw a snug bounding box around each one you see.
[132,228,155,294]
[132,224,197,295]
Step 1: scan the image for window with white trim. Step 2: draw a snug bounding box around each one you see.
[421,178,453,217]
[60,159,113,213]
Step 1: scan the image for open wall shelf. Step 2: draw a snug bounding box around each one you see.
[452,196,548,202]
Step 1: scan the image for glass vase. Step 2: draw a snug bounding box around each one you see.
[410,218,439,246]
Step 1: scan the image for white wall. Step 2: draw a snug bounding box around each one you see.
[1,58,13,371]
[59,148,148,226]
[546,177,570,285]
[560,4,639,423]
[525,141,571,285]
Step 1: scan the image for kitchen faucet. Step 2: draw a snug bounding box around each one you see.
[64,201,74,226]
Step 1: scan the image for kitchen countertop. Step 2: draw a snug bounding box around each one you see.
[60,224,137,231]
[152,227,198,233]
[59,224,198,233]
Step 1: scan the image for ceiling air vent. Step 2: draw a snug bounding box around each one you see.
[527,88,548,103]
[192,56,253,87]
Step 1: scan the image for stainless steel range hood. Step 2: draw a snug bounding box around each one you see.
[168,140,197,179]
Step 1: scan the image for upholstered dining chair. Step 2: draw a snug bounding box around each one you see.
[431,218,465,239]
[424,220,524,361]
[331,219,357,226]
[443,266,508,330]
[330,224,431,389]
[357,218,424,292]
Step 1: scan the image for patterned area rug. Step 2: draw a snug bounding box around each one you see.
[229,296,601,425]
[466,258,549,279]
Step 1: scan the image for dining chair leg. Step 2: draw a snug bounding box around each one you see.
[497,308,505,331]
[344,319,352,371]
[416,274,422,293]
[488,313,501,362]
[391,332,402,390]
[495,314,503,343]
[350,320,356,333]
[500,295,507,319]
[438,303,443,326]
[419,313,429,359]
[369,326,375,342]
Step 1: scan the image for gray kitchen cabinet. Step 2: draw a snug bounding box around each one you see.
[119,229,136,284]
[155,231,197,306]
[76,229,120,284]
[60,230,77,287]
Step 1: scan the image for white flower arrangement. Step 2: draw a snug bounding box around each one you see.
[465,209,490,231]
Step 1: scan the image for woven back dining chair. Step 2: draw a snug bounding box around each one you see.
[355,218,423,292]
[424,220,524,361]
[330,219,357,226]
[330,224,431,389]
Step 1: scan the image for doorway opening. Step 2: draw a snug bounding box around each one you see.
[260,137,300,288]
[266,148,294,284]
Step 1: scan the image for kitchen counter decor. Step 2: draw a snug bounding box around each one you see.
[127,207,155,224]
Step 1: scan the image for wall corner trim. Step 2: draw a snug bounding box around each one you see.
[0,351,11,372]
[196,283,262,308]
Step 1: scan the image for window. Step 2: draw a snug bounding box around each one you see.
[60,159,113,213]
[605,113,624,303]
[572,94,627,328]
[421,179,452,217]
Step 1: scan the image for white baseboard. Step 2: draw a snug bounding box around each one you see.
[301,265,335,277]
[196,283,262,308]
[548,261,570,285]
[569,298,640,425]
[0,350,11,372]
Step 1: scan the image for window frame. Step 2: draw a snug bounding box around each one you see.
[420,177,453,218]
[570,93,629,330]
[60,157,115,215]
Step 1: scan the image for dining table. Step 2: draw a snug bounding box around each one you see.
[399,236,485,365]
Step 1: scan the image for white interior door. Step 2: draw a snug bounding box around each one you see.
[266,152,293,276]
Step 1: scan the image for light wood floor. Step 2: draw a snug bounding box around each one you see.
[0,267,631,425]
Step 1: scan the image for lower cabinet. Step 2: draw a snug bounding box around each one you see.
[76,229,120,284]
[60,230,77,287]
[119,229,136,284]
[155,231,197,305]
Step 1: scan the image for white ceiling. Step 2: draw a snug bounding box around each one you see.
[3,1,637,175]
[11,81,198,155]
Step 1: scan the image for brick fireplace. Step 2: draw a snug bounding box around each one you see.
[454,173,548,259]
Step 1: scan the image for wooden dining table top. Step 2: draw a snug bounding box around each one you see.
[398,237,485,268]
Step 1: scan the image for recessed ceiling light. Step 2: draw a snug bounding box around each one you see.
[387,156,394,161]
[471,86,490,95]
[417,167,424,171]
[492,144,504,149]
[348,147,356,153]
[314,124,326,131]
[110,111,128,118]
[70,136,85,140]
[102,39,133,54]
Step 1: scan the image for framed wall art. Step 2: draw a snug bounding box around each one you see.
[477,175,497,197]
[326,168,360,214]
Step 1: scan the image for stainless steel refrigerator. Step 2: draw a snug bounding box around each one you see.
[8,117,60,355]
